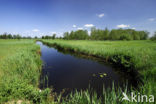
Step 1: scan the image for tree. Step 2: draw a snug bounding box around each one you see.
[150,32,156,40]
[52,34,56,39]
[138,31,149,40]
[132,31,140,40]
[103,28,109,40]
[109,29,120,40]
[63,32,70,40]
[8,34,13,39]
[16,34,21,40]
[42,36,45,39]
[90,27,103,40]
[35,36,38,39]
[63,30,89,40]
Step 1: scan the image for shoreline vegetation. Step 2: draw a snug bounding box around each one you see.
[0,39,155,104]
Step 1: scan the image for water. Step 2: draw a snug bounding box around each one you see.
[36,41,141,96]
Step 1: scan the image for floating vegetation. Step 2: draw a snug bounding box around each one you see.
[92,73,107,78]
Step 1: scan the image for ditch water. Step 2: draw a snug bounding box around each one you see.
[36,41,141,96]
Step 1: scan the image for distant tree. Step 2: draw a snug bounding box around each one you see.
[103,28,109,40]
[109,29,120,40]
[2,32,7,39]
[27,36,32,39]
[74,30,89,40]
[63,30,88,40]
[34,36,38,39]
[150,32,156,40]
[132,31,140,40]
[90,27,102,40]
[63,32,70,40]
[8,34,12,39]
[42,36,45,39]
[62,28,149,41]
[16,34,21,40]
[52,34,56,39]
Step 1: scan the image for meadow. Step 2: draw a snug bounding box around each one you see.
[0,39,155,104]
[0,40,50,103]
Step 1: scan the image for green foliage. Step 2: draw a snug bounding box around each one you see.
[63,28,149,40]
[150,32,156,40]
[0,33,34,39]
[42,34,56,39]
[90,27,109,40]
[0,33,22,39]
[64,30,89,40]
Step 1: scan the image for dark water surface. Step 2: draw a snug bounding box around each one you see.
[36,41,140,96]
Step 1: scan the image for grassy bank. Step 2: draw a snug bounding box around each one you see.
[0,39,50,103]
[41,39,156,103]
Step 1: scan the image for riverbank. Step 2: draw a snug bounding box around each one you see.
[0,39,50,103]
[41,39,156,103]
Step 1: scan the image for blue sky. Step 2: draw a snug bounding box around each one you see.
[0,0,156,37]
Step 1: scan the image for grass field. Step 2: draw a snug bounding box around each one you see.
[0,39,155,104]
[0,40,50,103]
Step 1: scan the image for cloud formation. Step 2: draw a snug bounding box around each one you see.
[84,24,94,28]
[73,25,77,28]
[98,13,105,18]
[117,24,130,28]
[148,18,155,22]
[32,29,40,32]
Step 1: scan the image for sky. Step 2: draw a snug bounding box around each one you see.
[0,0,156,37]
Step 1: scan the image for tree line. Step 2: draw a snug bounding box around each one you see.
[0,33,22,39]
[41,34,56,39]
[1,29,156,40]
[0,33,57,39]
[63,28,149,40]
[0,33,34,39]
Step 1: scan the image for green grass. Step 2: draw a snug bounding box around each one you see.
[0,39,50,103]
[41,39,156,103]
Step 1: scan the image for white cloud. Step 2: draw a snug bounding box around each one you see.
[77,27,83,30]
[131,27,136,30]
[32,29,40,32]
[84,24,94,28]
[73,25,77,28]
[117,24,130,28]
[98,13,105,18]
[148,18,155,22]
